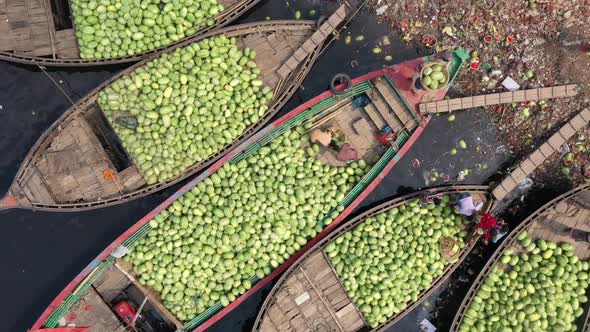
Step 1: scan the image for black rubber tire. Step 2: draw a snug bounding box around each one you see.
[330,73,352,96]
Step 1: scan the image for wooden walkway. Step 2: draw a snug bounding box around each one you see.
[419,84,578,114]
[492,108,590,201]
[276,3,352,80]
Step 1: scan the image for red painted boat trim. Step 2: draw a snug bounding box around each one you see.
[31,53,447,330]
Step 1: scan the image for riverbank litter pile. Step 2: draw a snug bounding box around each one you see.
[370,0,590,184]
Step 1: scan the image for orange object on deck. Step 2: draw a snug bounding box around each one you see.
[103,169,114,180]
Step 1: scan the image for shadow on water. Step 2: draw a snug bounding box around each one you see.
[0,0,566,331]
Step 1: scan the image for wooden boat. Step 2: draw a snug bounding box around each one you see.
[252,185,492,332]
[29,51,467,332]
[451,183,590,332]
[0,0,260,66]
[0,2,366,212]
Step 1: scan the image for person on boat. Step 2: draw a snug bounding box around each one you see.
[454,192,484,217]
[474,212,498,245]
[491,220,509,244]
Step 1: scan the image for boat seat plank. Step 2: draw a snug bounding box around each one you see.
[373,78,418,130]
[368,90,404,133]
[362,103,387,131]
[55,29,80,58]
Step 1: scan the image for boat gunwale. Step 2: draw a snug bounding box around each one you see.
[0,0,261,66]
[450,183,590,332]
[251,185,492,332]
[5,20,321,212]
[30,66,402,330]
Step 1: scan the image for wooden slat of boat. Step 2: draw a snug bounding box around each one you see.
[55,29,79,58]
[362,103,387,130]
[373,78,418,131]
[420,84,579,114]
[368,90,404,132]
[0,0,54,56]
[451,184,590,332]
[260,250,365,332]
[254,186,493,332]
[492,108,590,201]
[330,104,382,158]
[114,261,183,329]
[63,287,126,332]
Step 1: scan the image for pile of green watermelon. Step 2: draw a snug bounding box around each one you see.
[98,35,272,185]
[71,0,224,59]
[325,196,468,327]
[125,127,369,321]
[459,232,590,332]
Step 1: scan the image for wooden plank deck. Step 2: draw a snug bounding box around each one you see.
[0,0,56,56]
[258,251,365,332]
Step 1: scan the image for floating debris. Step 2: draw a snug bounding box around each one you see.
[372,47,382,54]
[355,35,365,42]
[294,10,301,20]
[345,35,352,45]
[308,9,316,17]
[384,55,393,61]
[458,139,467,149]
[447,114,456,122]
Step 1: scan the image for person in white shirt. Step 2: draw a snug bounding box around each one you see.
[455,192,483,217]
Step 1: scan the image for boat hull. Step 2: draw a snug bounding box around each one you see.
[0,0,260,66]
[252,185,492,332]
[1,20,332,212]
[451,183,590,332]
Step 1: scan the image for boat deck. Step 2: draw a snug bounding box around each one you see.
[259,251,365,332]
[255,187,491,332]
[0,0,78,57]
[13,105,146,205]
[308,76,420,167]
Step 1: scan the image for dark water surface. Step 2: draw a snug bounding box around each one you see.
[0,1,521,331]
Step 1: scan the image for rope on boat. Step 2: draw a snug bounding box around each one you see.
[37,65,76,107]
